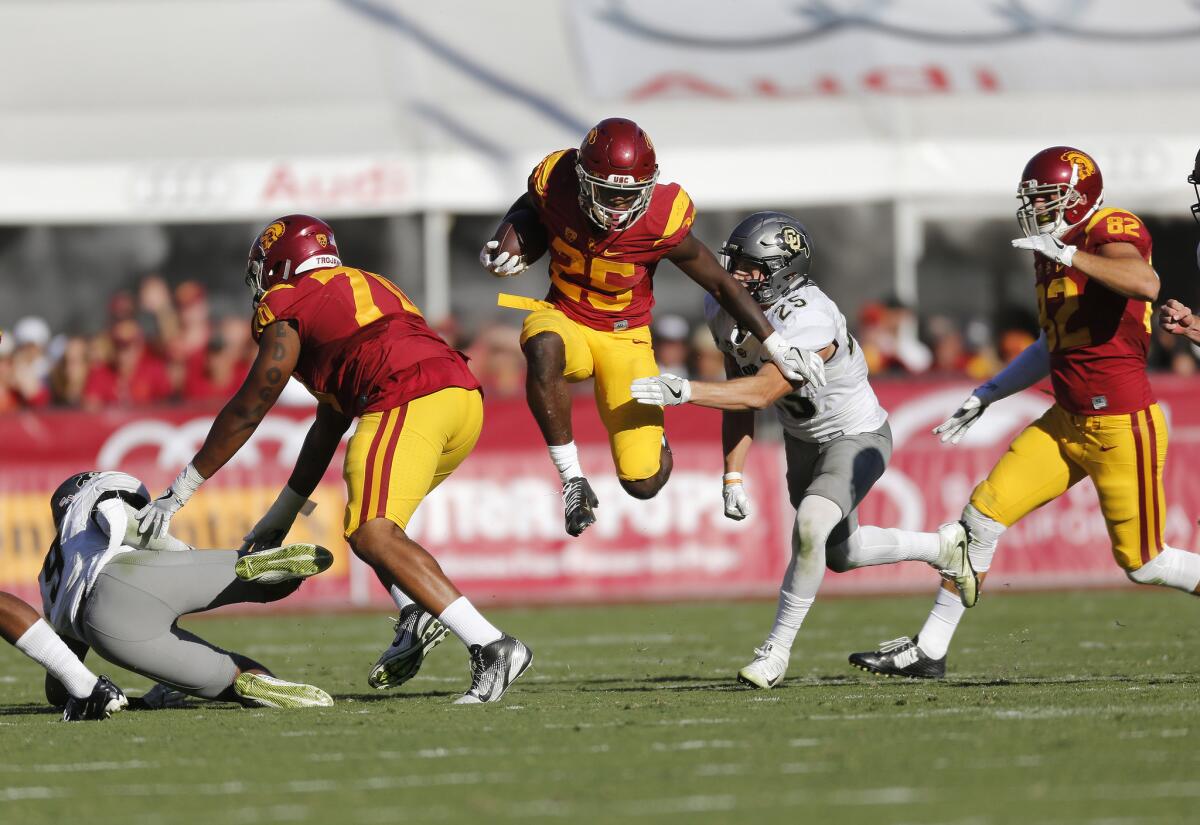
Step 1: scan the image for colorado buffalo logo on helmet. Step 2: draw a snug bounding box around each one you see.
[780,226,807,255]
[1060,150,1096,180]
[260,221,286,251]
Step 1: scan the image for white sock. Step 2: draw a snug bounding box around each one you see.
[916,587,965,659]
[962,504,1005,573]
[831,525,940,569]
[765,588,813,652]
[548,442,583,484]
[1127,545,1200,592]
[438,596,504,649]
[389,585,416,612]
[15,619,98,700]
[765,496,841,652]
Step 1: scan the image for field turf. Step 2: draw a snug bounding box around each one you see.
[2,589,1198,825]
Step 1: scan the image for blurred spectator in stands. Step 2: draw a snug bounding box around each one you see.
[465,321,525,398]
[0,332,17,413]
[857,298,933,375]
[8,316,52,407]
[137,273,180,355]
[183,316,253,402]
[652,313,691,377]
[82,318,173,409]
[175,280,212,362]
[924,315,971,376]
[688,326,726,382]
[48,335,91,407]
[108,289,137,325]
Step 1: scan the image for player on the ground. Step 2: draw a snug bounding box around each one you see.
[847,146,1200,679]
[40,470,334,708]
[136,216,531,704]
[630,212,976,688]
[1159,149,1200,343]
[481,118,826,537]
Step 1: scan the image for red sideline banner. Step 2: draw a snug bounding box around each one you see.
[2,377,1198,610]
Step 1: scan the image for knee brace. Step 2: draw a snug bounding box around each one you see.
[1126,546,1200,593]
[962,503,1005,573]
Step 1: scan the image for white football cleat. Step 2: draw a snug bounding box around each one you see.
[368,605,450,690]
[934,521,979,608]
[736,642,789,689]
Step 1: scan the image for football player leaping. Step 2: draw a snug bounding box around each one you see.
[848,146,1200,679]
[39,471,334,709]
[481,118,825,537]
[136,216,532,704]
[631,212,977,689]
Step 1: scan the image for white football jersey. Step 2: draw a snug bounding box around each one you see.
[704,282,887,443]
[38,471,147,638]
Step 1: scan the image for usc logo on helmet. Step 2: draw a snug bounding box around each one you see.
[586,128,598,145]
[260,221,286,251]
[1060,150,1096,180]
[315,233,329,248]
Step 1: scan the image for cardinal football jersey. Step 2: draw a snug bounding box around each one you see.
[527,148,696,332]
[38,471,147,638]
[1037,207,1154,415]
[706,283,887,443]
[252,267,479,416]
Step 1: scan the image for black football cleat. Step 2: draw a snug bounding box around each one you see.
[62,676,129,721]
[849,636,946,680]
[454,634,533,705]
[562,477,599,537]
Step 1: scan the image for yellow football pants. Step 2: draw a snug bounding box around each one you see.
[503,296,664,482]
[970,403,1168,571]
[342,387,483,537]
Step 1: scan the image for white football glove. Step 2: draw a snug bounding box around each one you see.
[239,485,315,552]
[630,373,691,406]
[137,463,204,540]
[1012,234,1076,267]
[761,332,826,388]
[722,472,751,521]
[932,393,988,445]
[479,240,529,277]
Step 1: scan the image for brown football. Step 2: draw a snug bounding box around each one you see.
[492,207,548,264]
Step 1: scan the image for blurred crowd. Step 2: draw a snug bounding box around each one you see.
[3,279,1198,414]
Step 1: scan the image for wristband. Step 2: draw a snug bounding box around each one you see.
[723,472,744,486]
[169,462,206,506]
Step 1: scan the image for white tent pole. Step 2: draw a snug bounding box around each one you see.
[893,199,922,307]
[423,210,452,322]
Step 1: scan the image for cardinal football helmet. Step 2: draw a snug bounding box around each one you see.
[1016,146,1104,239]
[1189,148,1200,226]
[720,211,813,306]
[576,118,659,232]
[246,215,341,303]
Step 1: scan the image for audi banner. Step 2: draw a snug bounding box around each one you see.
[2,378,1198,611]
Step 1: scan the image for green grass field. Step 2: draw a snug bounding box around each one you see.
[3,590,1198,825]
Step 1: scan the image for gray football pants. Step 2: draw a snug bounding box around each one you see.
[79,550,300,699]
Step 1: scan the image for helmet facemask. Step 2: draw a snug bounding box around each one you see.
[1016,162,1094,239]
[246,246,268,304]
[720,244,808,307]
[576,162,658,232]
[1190,163,1200,226]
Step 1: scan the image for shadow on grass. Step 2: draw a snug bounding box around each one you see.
[0,703,59,718]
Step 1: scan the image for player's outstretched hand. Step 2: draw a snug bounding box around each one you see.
[137,463,205,539]
[1012,234,1076,267]
[479,240,528,277]
[1160,298,1195,335]
[722,472,751,521]
[239,486,313,551]
[933,393,987,445]
[630,374,691,406]
[762,332,826,388]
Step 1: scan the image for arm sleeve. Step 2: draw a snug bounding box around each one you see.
[974,333,1050,405]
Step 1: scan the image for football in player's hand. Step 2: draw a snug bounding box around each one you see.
[492,208,548,265]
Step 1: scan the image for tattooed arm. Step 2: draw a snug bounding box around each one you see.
[191,321,301,477]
